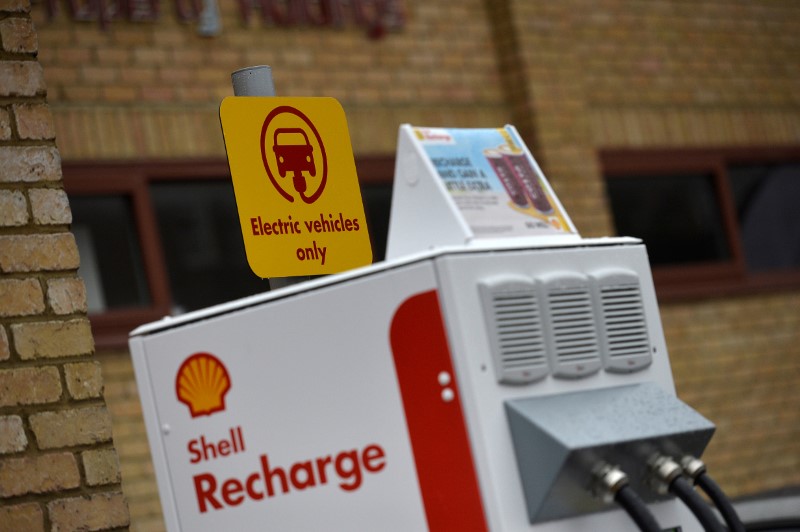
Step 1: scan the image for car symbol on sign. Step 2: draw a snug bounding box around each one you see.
[273,128,315,195]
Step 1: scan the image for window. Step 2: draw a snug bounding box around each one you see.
[730,162,800,273]
[601,147,800,300]
[607,172,731,266]
[150,181,267,314]
[70,195,151,312]
[63,157,396,347]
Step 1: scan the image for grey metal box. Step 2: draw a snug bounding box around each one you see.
[505,382,715,524]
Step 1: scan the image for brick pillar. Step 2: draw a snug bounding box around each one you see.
[485,0,615,238]
[483,0,540,153]
[0,1,130,530]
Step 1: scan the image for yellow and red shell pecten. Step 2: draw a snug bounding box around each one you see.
[175,352,231,418]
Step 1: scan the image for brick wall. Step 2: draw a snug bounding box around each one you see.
[17,0,800,529]
[501,0,617,238]
[0,1,129,530]
[28,5,510,525]
[665,292,800,495]
[101,351,163,532]
[499,0,800,496]
[31,0,511,160]
[578,1,800,147]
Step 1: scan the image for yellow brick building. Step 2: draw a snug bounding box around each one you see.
[3,0,797,530]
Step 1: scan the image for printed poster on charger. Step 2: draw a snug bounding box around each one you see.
[413,126,577,238]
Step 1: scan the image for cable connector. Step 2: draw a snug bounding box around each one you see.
[647,454,683,495]
[680,455,707,482]
[591,462,629,504]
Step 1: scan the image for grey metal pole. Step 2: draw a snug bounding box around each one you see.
[231,66,275,98]
[230,66,309,290]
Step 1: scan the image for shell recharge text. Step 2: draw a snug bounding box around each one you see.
[191,433,387,513]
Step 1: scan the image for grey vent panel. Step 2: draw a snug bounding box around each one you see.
[540,273,601,379]
[591,270,652,373]
[479,277,549,385]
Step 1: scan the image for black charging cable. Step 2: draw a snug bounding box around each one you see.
[592,463,663,532]
[682,456,745,532]
[615,484,664,532]
[650,455,726,532]
[671,475,727,532]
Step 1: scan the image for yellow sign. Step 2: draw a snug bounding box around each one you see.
[220,97,372,278]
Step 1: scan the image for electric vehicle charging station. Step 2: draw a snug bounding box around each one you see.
[130,115,740,531]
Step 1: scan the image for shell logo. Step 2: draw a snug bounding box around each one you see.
[175,352,231,418]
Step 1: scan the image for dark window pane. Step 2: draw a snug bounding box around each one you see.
[730,163,800,272]
[151,181,269,313]
[360,183,392,262]
[70,195,151,312]
[606,173,731,266]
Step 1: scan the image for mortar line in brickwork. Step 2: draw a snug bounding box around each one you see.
[0,482,128,513]
[46,101,513,111]
[0,50,42,62]
[5,402,114,426]
[0,96,49,108]
[0,222,74,235]
[0,352,97,369]
[589,102,800,111]
[0,182,66,190]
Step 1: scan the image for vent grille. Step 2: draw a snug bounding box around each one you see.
[480,278,548,385]
[492,292,547,371]
[540,273,602,379]
[547,286,601,366]
[592,270,652,373]
[600,285,649,359]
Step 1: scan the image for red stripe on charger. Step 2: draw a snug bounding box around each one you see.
[390,290,488,531]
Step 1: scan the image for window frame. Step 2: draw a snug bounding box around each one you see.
[63,157,395,349]
[601,146,800,301]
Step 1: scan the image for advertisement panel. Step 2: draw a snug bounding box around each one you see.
[412,126,576,239]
